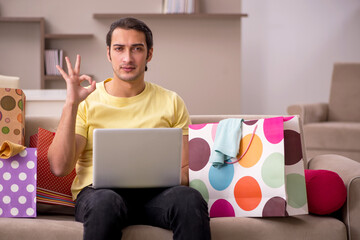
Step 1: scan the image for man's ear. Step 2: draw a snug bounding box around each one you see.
[146,48,153,63]
[107,46,112,62]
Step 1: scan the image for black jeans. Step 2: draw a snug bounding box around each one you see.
[75,185,211,240]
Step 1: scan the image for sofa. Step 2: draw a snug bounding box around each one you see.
[287,63,360,162]
[0,114,360,240]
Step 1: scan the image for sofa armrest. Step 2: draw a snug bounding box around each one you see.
[308,154,360,240]
[287,103,328,124]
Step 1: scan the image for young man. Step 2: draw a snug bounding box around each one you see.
[47,18,211,240]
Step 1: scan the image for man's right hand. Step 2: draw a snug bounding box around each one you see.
[48,54,95,177]
[56,54,96,105]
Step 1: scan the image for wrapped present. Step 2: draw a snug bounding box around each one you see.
[0,88,25,145]
[189,116,308,217]
[0,148,37,217]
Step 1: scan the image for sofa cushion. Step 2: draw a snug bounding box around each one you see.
[305,169,346,215]
[0,215,346,240]
[303,122,360,151]
[0,74,20,88]
[328,63,360,122]
[24,116,59,147]
[0,215,82,240]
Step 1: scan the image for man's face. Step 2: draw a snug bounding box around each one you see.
[107,28,153,83]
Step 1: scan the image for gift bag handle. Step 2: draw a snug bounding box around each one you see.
[225,124,258,164]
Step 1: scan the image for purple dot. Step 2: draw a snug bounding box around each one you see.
[189,138,210,171]
[284,130,303,165]
[210,199,235,218]
[262,197,288,217]
[244,120,258,126]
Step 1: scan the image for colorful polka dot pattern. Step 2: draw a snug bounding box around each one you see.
[283,116,308,216]
[0,148,37,217]
[189,116,308,217]
[0,88,25,145]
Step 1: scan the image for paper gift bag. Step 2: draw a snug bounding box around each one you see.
[189,116,308,217]
[282,116,308,216]
[0,88,25,145]
[31,128,76,207]
[0,148,37,217]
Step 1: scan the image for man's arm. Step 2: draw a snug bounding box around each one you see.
[48,103,86,176]
[47,55,96,177]
[181,135,189,186]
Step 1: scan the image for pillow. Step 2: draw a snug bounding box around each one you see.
[30,128,76,208]
[0,74,20,88]
[305,169,346,215]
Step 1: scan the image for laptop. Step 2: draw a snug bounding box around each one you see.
[92,128,183,189]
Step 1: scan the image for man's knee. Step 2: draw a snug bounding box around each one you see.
[94,189,127,214]
[166,186,210,232]
[169,186,208,211]
[78,189,127,220]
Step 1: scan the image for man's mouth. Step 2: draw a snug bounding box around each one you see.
[121,65,136,72]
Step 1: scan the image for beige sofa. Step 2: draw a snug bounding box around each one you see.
[288,63,360,162]
[0,114,360,240]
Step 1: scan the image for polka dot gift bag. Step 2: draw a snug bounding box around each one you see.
[0,148,37,217]
[189,116,308,217]
[0,88,25,145]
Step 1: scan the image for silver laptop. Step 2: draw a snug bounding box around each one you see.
[92,128,183,189]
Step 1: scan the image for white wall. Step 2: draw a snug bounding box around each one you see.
[5,1,358,116]
[0,0,243,115]
[241,0,360,115]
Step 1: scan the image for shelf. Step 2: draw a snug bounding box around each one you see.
[2,12,245,90]
[44,34,94,83]
[45,75,94,81]
[45,75,63,81]
[45,33,94,39]
[93,13,248,19]
[0,17,45,89]
[0,17,45,23]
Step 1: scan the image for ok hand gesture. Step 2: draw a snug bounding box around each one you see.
[56,55,96,105]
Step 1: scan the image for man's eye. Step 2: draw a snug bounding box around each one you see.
[133,47,143,52]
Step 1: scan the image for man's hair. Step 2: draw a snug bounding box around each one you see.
[106,17,153,58]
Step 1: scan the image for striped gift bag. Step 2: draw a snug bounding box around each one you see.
[30,128,76,207]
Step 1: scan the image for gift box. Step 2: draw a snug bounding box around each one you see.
[189,116,308,217]
[0,88,26,145]
[0,148,37,217]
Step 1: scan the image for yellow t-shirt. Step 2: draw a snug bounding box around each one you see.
[71,79,191,200]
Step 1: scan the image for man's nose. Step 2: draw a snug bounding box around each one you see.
[122,49,132,62]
